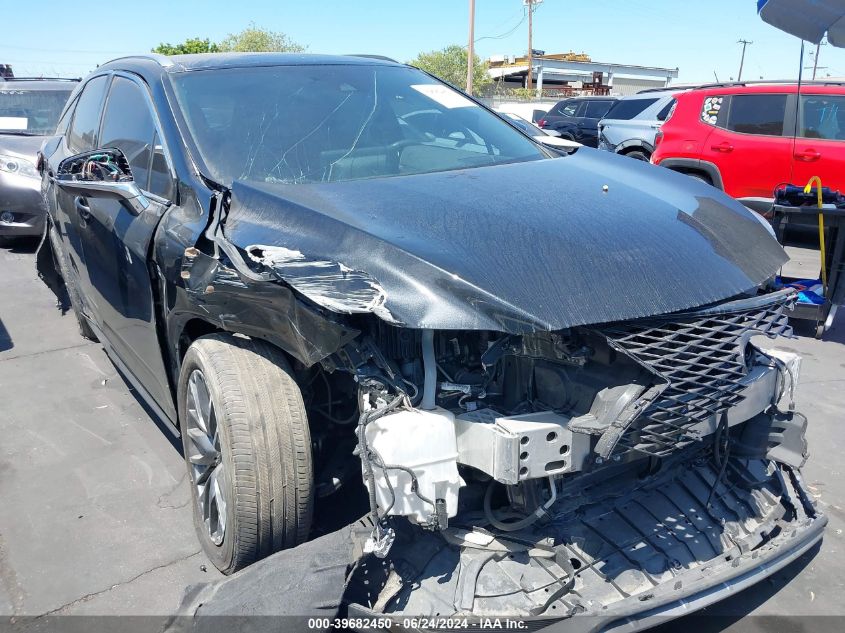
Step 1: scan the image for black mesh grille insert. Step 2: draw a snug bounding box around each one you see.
[598,290,794,458]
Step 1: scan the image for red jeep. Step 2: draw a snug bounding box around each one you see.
[651,82,845,200]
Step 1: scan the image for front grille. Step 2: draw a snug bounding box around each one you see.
[597,290,795,458]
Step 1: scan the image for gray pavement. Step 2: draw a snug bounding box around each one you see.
[0,238,843,629]
[0,238,220,618]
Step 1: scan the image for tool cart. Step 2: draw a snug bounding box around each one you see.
[770,199,845,338]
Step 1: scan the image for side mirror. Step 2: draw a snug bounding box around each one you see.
[56,148,149,214]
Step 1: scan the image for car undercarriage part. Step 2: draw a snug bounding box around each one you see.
[345,443,825,624]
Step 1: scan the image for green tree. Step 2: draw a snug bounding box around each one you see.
[152,37,219,55]
[408,44,491,93]
[217,23,305,53]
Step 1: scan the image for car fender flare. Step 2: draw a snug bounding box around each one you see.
[658,158,724,190]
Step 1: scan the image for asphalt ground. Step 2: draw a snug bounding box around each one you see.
[0,237,843,632]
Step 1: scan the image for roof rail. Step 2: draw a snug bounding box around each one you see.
[0,76,80,82]
[100,53,175,68]
[346,54,399,63]
[635,86,688,94]
[641,79,845,94]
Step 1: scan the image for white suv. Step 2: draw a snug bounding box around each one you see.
[597,89,678,161]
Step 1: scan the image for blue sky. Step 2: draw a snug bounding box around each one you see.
[3,0,845,83]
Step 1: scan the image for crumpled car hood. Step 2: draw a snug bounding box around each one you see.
[222,149,788,332]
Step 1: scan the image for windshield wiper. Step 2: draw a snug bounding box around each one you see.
[0,130,39,136]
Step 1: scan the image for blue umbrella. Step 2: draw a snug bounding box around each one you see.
[758,0,845,46]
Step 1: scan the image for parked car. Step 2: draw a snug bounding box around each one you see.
[0,77,77,243]
[651,81,845,199]
[536,96,618,146]
[597,89,679,160]
[38,53,822,626]
[492,101,554,123]
[494,109,582,150]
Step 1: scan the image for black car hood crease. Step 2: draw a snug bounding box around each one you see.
[221,149,788,333]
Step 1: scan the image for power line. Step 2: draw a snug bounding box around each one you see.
[0,43,132,55]
[0,57,96,67]
[473,9,527,43]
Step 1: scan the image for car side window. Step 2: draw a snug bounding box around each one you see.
[149,131,174,199]
[67,75,109,153]
[99,76,157,192]
[605,98,658,121]
[55,95,78,135]
[556,101,579,117]
[725,94,787,136]
[585,100,614,119]
[800,95,845,141]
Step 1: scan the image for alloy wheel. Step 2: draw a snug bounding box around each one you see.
[185,369,227,546]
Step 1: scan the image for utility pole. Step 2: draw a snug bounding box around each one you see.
[527,0,534,90]
[466,0,476,94]
[737,39,752,82]
[524,0,542,90]
[811,40,826,79]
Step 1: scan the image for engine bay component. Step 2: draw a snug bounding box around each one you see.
[363,406,463,526]
[454,409,591,484]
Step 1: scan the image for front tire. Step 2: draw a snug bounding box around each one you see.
[685,171,713,186]
[178,334,314,574]
[624,150,650,161]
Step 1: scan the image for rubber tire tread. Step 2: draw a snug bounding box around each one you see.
[179,334,313,574]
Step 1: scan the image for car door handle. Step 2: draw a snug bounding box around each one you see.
[75,196,91,221]
[794,149,821,161]
[710,142,734,152]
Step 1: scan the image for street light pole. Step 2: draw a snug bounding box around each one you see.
[737,39,752,82]
[466,0,475,94]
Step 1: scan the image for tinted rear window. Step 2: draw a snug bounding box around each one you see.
[726,94,787,135]
[553,100,580,117]
[604,98,658,121]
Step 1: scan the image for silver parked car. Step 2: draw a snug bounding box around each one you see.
[597,89,678,161]
[0,77,77,244]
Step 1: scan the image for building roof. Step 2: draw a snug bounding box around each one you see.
[488,53,678,82]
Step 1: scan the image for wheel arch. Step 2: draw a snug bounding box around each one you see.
[658,157,724,190]
[616,139,655,156]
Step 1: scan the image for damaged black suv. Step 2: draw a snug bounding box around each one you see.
[38,53,824,628]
